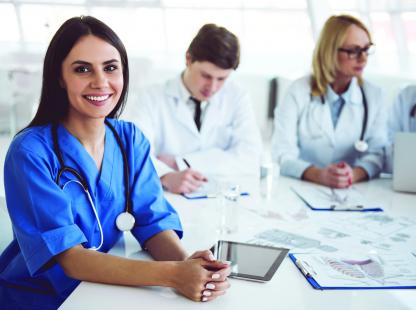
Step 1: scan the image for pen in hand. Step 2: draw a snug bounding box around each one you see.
[182,158,209,182]
[183,158,191,168]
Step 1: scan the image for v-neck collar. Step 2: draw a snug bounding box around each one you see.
[57,124,114,198]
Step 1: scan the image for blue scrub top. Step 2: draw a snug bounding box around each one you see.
[0,119,183,309]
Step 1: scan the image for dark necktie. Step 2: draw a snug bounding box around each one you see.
[190,97,202,131]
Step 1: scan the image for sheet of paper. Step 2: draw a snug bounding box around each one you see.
[183,179,220,199]
[248,213,416,255]
[294,252,416,288]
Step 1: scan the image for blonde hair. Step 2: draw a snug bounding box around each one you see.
[311,15,372,97]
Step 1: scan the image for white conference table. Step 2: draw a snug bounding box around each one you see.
[60,176,416,310]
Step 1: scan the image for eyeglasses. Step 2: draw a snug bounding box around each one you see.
[338,44,375,60]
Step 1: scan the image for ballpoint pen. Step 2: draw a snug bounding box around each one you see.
[183,158,191,168]
[295,259,316,277]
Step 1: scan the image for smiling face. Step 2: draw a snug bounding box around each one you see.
[182,53,233,101]
[60,34,123,123]
[336,24,371,80]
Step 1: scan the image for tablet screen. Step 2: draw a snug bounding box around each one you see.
[211,241,289,282]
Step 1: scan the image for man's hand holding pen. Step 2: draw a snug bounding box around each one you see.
[159,156,208,194]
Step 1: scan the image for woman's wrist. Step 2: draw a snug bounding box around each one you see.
[127,260,180,288]
[302,166,321,183]
[156,261,181,288]
[352,167,368,183]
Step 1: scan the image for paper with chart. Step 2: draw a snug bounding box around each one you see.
[293,252,416,288]
[291,182,381,210]
[248,213,416,255]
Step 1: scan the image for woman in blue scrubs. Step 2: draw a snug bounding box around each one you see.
[0,16,230,309]
[271,15,386,188]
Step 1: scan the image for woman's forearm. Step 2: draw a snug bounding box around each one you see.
[56,245,178,288]
[352,166,368,183]
[56,231,231,302]
[302,166,321,184]
[144,230,188,261]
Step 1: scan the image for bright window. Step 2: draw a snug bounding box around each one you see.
[370,12,399,73]
[328,0,359,10]
[0,3,19,42]
[402,12,416,53]
[164,8,243,54]
[15,0,85,2]
[402,12,416,72]
[162,0,242,8]
[20,4,86,44]
[368,0,392,11]
[92,7,165,54]
[242,10,313,75]
[242,0,307,9]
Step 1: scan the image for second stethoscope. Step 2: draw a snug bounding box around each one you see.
[52,119,135,251]
[319,85,369,152]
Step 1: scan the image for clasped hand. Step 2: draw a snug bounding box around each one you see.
[173,250,231,302]
[319,161,353,188]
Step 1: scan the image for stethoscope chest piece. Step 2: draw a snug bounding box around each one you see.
[354,140,368,152]
[116,212,135,231]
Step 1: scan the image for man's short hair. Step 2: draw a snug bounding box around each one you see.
[187,23,240,70]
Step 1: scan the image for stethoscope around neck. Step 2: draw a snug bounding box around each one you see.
[317,85,369,152]
[52,119,135,251]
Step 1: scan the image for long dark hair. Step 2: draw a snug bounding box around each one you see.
[26,16,129,129]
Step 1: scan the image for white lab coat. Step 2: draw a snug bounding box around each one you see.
[123,74,262,177]
[271,75,387,179]
[384,85,416,173]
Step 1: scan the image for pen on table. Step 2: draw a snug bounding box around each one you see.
[183,158,191,168]
[295,259,316,277]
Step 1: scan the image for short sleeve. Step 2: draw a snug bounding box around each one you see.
[125,124,183,246]
[4,146,87,276]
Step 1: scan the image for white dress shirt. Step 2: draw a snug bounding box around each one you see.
[384,85,416,173]
[123,74,262,178]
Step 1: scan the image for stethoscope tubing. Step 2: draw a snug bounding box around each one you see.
[318,85,368,143]
[62,179,104,251]
[51,119,133,250]
[52,119,130,211]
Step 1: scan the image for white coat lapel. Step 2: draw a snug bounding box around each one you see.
[165,77,200,137]
[334,79,363,139]
[311,96,335,144]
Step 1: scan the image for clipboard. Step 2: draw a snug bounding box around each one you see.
[289,253,416,290]
[291,184,383,212]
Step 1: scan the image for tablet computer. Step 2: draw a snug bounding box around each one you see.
[210,240,289,282]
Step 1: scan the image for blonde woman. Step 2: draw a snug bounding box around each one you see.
[271,14,386,188]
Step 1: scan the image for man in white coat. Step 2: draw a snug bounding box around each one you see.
[124,24,262,194]
[384,85,416,172]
